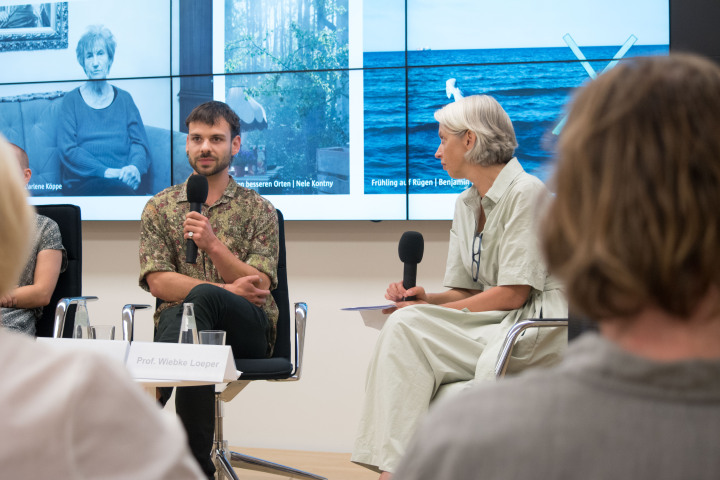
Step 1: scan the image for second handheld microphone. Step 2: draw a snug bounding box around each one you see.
[398,231,424,301]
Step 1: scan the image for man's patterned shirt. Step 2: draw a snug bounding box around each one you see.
[139,176,279,347]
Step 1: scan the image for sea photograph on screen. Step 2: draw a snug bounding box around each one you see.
[222,0,350,195]
[363,0,669,195]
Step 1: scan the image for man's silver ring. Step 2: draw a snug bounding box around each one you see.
[188,231,194,239]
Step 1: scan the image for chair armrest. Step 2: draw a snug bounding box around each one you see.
[494,319,568,378]
[219,301,309,401]
[121,304,152,342]
[53,296,99,338]
[262,301,308,383]
[289,301,308,381]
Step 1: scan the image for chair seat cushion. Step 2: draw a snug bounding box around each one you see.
[235,357,293,380]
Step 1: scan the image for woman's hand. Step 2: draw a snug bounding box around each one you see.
[382,282,429,313]
[118,165,141,189]
[384,280,407,303]
[0,292,17,308]
[385,281,429,303]
[104,165,141,190]
[224,275,270,307]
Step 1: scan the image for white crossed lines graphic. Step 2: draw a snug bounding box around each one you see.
[553,33,637,135]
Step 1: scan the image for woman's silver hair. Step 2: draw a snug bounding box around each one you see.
[434,95,518,166]
[0,137,33,296]
[75,25,116,66]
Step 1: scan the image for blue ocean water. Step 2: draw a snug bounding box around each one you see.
[364,45,668,194]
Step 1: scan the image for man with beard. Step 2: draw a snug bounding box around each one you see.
[139,101,279,478]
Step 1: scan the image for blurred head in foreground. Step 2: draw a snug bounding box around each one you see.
[0,138,33,296]
[543,53,720,323]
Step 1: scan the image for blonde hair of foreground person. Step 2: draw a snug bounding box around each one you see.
[0,136,204,478]
[543,53,720,322]
[0,138,33,296]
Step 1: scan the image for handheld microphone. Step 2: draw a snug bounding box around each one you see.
[398,231,424,301]
[185,174,208,264]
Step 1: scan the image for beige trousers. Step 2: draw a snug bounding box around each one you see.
[351,298,566,473]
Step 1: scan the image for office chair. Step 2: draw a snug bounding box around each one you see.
[494,318,569,377]
[431,315,570,404]
[209,209,325,480]
[433,313,594,403]
[33,204,98,338]
[431,313,598,405]
[494,314,598,377]
[122,209,323,479]
[35,204,146,341]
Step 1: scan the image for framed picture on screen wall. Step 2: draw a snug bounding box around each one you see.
[0,2,68,52]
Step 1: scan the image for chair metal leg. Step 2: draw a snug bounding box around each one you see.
[228,449,327,480]
[213,443,240,480]
[213,392,327,480]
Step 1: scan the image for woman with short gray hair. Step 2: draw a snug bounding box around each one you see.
[58,24,151,196]
[352,94,567,479]
[433,94,518,166]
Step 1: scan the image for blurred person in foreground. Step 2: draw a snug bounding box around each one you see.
[0,143,66,336]
[0,137,203,478]
[393,53,720,479]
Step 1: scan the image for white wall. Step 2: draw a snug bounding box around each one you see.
[83,218,451,452]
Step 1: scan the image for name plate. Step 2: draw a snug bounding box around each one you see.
[126,341,238,383]
[37,337,130,364]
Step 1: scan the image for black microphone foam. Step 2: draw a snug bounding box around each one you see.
[399,231,424,264]
[185,175,208,263]
[398,231,424,300]
[187,174,209,206]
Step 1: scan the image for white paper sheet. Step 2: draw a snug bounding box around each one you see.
[341,305,394,330]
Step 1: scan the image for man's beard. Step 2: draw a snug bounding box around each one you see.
[190,152,232,177]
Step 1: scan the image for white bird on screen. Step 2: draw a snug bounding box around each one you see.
[445,78,464,102]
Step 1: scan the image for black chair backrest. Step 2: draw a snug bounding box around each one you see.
[270,209,291,360]
[34,204,82,338]
[567,312,599,342]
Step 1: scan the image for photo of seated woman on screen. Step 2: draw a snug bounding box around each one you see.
[57,25,151,196]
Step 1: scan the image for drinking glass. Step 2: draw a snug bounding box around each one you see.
[199,330,226,345]
[90,325,115,340]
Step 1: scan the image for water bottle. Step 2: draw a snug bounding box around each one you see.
[72,299,91,339]
[179,302,198,344]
